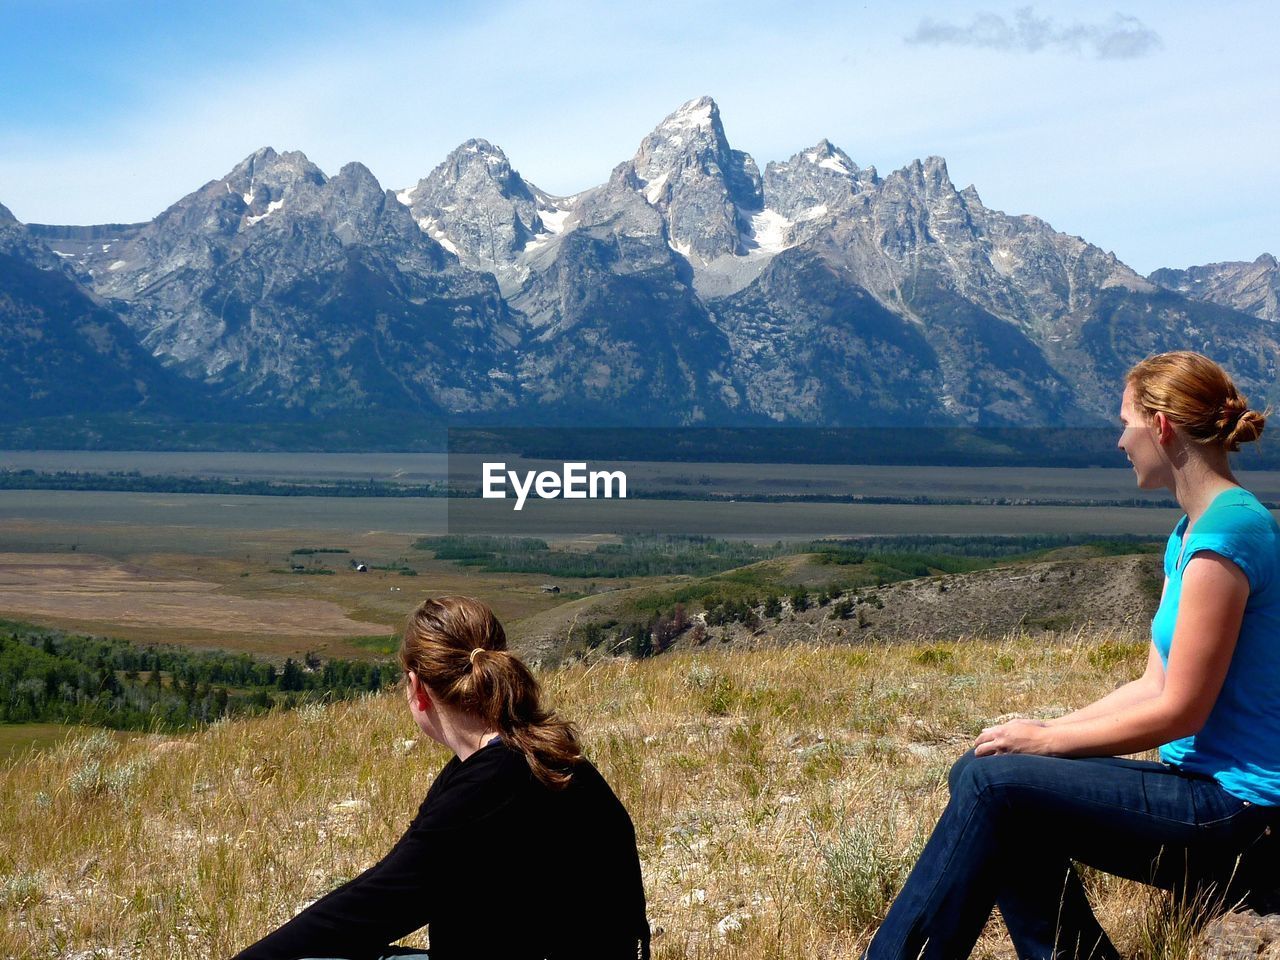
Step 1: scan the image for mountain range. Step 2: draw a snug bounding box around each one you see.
[4,96,1277,446]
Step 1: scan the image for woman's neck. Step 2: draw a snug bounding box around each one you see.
[1169,452,1239,525]
[436,706,501,762]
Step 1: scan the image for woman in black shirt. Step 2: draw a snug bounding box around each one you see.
[233,596,650,960]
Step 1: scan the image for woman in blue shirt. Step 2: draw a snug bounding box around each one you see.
[867,351,1279,960]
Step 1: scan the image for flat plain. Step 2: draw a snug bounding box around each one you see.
[0,457,1218,660]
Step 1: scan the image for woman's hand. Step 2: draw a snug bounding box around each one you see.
[974,718,1055,757]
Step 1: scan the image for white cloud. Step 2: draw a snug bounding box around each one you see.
[905,6,1162,60]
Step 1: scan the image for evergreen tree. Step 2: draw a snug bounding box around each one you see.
[279,658,305,692]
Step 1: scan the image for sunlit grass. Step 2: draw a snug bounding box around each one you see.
[1,626,1220,959]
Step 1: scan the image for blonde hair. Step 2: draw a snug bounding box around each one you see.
[1126,351,1267,452]
[399,596,582,788]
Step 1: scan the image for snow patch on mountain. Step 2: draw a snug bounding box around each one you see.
[805,150,851,176]
[661,98,714,132]
[245,199,285,226]
[747,210,793,253]
[643,172,670,205]
[415,216,459,255]
[537,207,571,234]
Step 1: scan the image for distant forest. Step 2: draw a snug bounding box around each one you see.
[0,621,395,730]
[0,470,449,498]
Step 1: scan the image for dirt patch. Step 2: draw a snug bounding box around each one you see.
[0,553,390,638]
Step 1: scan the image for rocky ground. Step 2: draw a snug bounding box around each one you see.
[666,553,1164,653]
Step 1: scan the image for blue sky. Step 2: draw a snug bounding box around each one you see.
[1,0,1274,274]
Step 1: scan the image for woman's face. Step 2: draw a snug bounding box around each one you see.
[1117,383,1171,489]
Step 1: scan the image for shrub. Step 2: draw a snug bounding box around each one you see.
[816,817,920,930]
[0,872,43,909]
[789,588,810,613]
[912,647,953,667]
[1088,640,1145,670]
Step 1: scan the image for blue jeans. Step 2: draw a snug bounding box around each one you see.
[865,750,1277,960]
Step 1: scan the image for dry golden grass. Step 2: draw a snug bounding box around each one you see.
[0,512,667,659]
[0,543,623,659]
[1,626,1211,959]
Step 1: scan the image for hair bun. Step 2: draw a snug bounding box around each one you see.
[1223,403,1266,451]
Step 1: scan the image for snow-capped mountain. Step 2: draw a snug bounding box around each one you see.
[30,147,518,415]
[396,138,577,296]
[8,95,1278,438]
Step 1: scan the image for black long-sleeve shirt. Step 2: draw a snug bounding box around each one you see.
[232,738,650,960]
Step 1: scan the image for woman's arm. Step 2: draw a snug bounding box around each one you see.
[1040,642,1166,726]
[976,554,1247,758]
[231,826,443,960]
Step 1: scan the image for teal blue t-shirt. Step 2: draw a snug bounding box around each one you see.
[1151,486,1280,805]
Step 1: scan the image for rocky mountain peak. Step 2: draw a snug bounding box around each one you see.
[222,147,327,220]
[892,155,954,193]
[762,139,874,224]
[800,139,859,175]
[626,96,763,263]
[0,201,16,225]
[652,95,721,136]
[404,139,533,205]
[958,184,984,207]
[319,162,396,245]
[227,147,324,186]
[1149,252,1280,322]
[922,155,952,188]
[398,138,569,293]
[632,96,760,203]
[228,146,279,179]
[878,155,966,215]
[332,160,382,193]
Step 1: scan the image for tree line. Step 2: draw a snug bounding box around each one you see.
[0,470,448,498]
[0,621,394,731]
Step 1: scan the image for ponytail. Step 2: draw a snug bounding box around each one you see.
[400,597,582,788]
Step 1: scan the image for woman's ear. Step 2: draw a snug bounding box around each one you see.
[407,671,431,712]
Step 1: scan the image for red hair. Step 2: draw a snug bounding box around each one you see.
[1126,351,1266,452]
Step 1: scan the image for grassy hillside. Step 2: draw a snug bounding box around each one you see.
[2,626,1231,959]
[508,548,1163,664]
